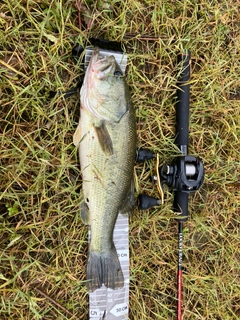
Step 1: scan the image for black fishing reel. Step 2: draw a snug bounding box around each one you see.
[160,155,204,193]
[137,153,204,211]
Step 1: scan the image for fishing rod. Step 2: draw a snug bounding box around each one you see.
[138,51,204,319]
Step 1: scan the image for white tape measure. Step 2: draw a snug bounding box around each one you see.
[85,48,129,320]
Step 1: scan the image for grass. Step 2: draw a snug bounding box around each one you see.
[0,0,239,319]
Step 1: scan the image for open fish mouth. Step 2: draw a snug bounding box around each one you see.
[89,48,116,79]
[96,62,115,79]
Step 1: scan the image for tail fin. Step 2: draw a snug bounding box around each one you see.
[87,248,124,292]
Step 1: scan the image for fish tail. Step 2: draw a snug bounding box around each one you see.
[87,248,124,292]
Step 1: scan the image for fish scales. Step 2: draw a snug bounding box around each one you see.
[81,108,135,247]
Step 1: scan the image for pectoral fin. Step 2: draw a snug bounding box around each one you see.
[94,122,113,156]
[73,123,82,146]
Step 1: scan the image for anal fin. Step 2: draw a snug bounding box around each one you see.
[119,178,135,216]
[80,191,90,225]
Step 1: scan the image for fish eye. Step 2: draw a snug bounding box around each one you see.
[114,70,122,77]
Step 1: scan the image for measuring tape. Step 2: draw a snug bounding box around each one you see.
[85,48,130,320]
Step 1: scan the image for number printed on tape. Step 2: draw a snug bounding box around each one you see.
[110,303,128,317]
[117,249,128,261]
[90,309,102,317]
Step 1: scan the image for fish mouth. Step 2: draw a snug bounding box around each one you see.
[90,47,116,80]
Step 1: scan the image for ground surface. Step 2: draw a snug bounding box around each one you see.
[0,1,240,319]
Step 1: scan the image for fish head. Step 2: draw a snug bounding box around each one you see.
[81,47,129,122]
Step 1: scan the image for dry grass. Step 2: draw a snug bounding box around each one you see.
[0,0,240,319]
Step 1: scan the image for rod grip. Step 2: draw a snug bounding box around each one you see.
[173,191,189,222]
[175,52,190,150]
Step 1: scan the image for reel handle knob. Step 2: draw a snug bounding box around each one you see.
[136,148,155,162]
[138,194,161,210]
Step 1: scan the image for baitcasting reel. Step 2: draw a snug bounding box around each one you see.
[137,153,204,215]
[160,155,204,193]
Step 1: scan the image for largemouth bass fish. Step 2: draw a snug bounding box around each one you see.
[73,47,136,292]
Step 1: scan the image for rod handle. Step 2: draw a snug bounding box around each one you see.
[175,52,190,151]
